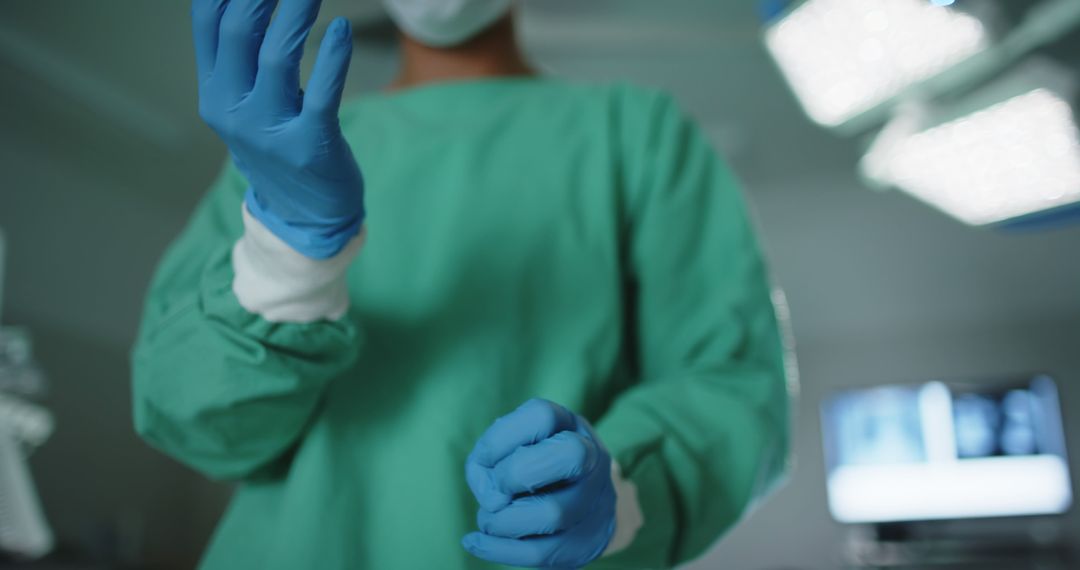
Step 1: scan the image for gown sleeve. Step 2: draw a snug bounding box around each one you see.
[595,87,792,568]
[131,162,361,481]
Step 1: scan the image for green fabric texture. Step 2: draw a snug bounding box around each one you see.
[132,79,790,569]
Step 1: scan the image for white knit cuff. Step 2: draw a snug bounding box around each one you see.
[232,204,365,323]
[604,460,644,557]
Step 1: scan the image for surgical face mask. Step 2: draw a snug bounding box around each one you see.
[382,0,514,47]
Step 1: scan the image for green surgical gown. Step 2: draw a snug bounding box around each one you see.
[132,79,791,569]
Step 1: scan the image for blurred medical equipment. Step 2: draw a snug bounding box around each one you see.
[0,418,53,560]
[0,229,55,560]
[861,59,1080,226]
[0,228,4,327]
[0,328,46,400]
[765,0,993,129]
[822,375,1071,524]
[821,375,1073,568]
[764,0,1080,227]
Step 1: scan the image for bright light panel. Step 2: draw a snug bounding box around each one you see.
[829,456,1073,523]
[871,89,1080,225]
[765,0,989,127]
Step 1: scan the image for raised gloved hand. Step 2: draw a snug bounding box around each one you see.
[464,399,616,569]
[193,0,365,259]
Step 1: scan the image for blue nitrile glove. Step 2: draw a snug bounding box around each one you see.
[464,399,616,569]
[192,0,365,259]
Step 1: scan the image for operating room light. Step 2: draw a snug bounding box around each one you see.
[864,88,1080,225]
[765,0,990,127]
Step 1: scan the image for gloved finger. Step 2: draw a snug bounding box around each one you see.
[477,466,608,538]
[471,399,577,468]
[215,0,278,101]
[466,455,512,512]
[462,532,554,569]
[573,414,607,451]
[254,0,322,111]
[463,498,616,568]
[191,0,229,83]
[493,431,600,497]
[302,17,353,123]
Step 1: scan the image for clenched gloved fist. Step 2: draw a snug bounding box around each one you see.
[193,0,365,259]
[464,399,616,569]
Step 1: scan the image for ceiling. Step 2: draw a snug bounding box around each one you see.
[0,0,1078,349]
[0,1,856,185]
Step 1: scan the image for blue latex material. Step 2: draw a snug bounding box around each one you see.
[463,399,616,569]
[193,0,365,259]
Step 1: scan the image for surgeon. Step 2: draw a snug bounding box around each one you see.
[132,0,791,568]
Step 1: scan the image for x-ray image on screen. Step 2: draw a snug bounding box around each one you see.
[828,386,926,467]
[822,375,1072,524]
[952,384,1062,459]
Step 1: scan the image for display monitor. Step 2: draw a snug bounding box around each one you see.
[821,375,1073,524]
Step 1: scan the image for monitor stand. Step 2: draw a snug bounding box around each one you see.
[841,519,1074,569]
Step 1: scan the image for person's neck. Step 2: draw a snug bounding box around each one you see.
[388,14,535,91]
